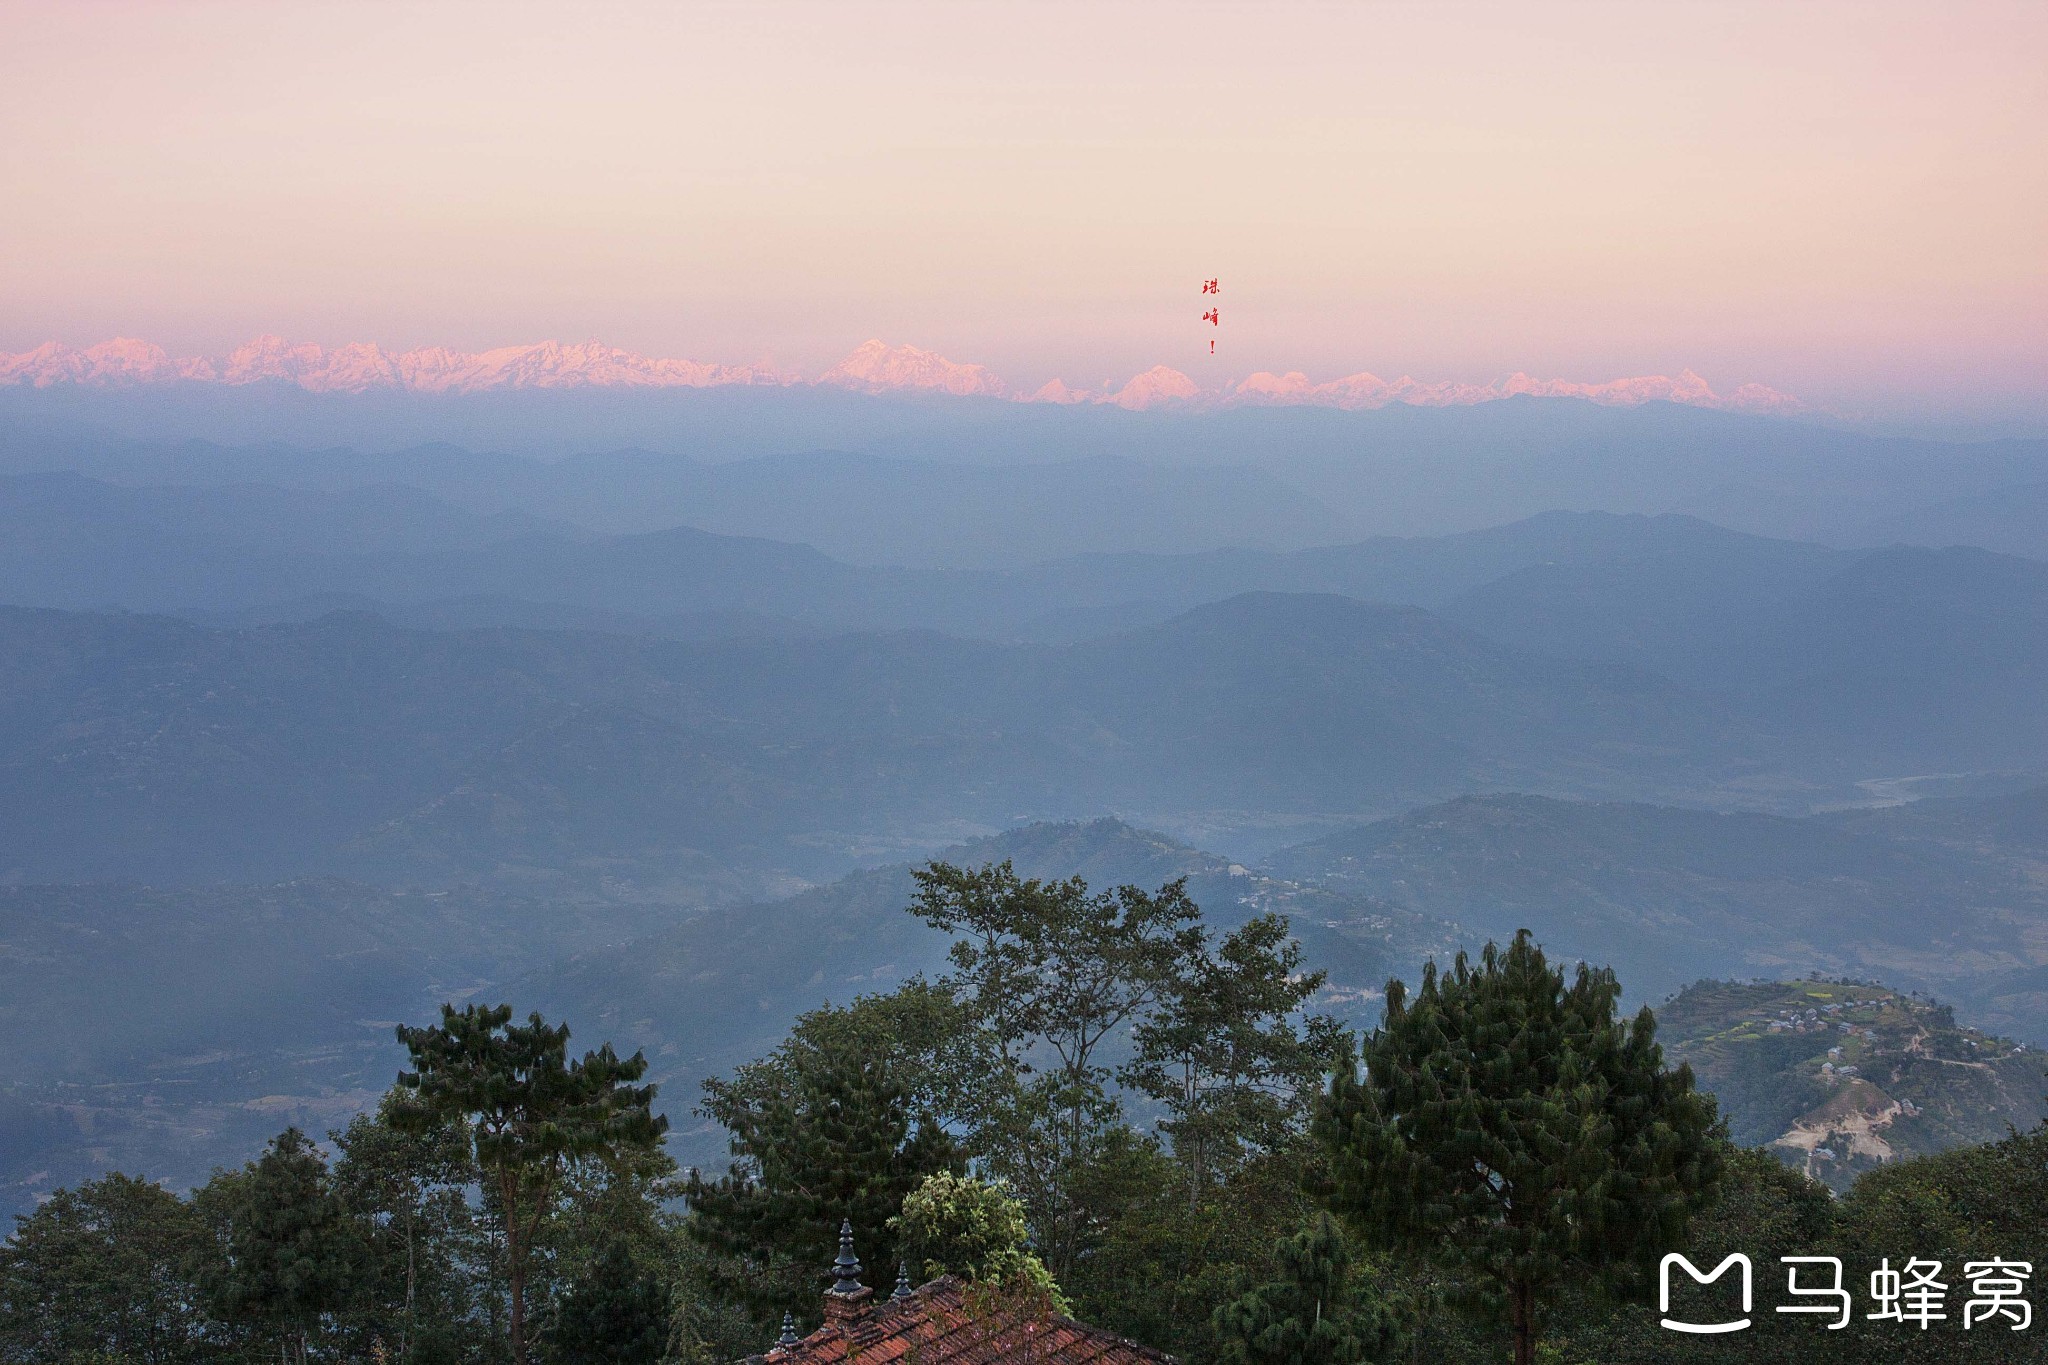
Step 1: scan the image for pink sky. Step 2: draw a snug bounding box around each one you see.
[2,0,2043,424]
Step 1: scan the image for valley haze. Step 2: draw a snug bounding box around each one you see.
[2,376,2044,1232]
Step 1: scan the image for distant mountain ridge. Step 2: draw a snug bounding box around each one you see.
[0,334,1802,414]
[1262,789,2048,1041]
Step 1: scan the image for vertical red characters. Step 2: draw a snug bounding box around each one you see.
[1201,278,1219,354]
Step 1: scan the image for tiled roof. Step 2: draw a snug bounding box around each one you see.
[757,1277,1175,1365]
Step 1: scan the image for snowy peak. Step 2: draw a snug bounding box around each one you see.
[0,337,215,386]
[1106,366,1202,411]
[200,336,786,394]
[818,339,1011,398]
[0,334,1802,415]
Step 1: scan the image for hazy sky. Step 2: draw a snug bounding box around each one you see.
[3,0,2043,422]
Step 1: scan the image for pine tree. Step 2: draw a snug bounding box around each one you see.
[1213,1213,1403,1365]
[198,1128,358,1365]
[1313,931,1721,1365]
[394,1004,668,1365]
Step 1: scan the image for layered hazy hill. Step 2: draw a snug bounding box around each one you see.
[2,461,2043,781]
[4,396,2044,551]
[1265,790,2048,1039]
[12,803,2041,1215]
[0,593,1764,886]
[2,386,2043,1222]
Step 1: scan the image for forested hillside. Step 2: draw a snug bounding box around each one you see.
[1661,980,2047,1189]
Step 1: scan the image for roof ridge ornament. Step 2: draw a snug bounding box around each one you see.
[777,1312,800,1348]
[829,1218,865,1295]
[893,1261,915,1300]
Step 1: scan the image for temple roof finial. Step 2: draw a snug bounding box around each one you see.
[892,1261,914,1300]
[829,1217,865,1295]
[777,1312,799,1348]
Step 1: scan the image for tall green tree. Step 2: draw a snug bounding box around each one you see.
[394,1003,668,1365]
[1125,913,1341,1203]
[686,1034,958,1325]
[197,1128,358,1365]
[0,1173,213,1365]
[911,859,1202,1272]
[1314,932,1721,1365]
[1214,1213,1406,1365]
[330,1097,487,1361]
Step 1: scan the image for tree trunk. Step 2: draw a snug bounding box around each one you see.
[505,1172,530,1365]
[1510,1279,1535,1365]
[509,1253,528,1365]
[402,1204,418,1354]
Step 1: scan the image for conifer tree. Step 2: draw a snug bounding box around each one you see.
[545,1235,669,1365]
[1314,932,1721,1365]
[1213,1212,1403,1365]
[198,1127,357,1365]
[394,1004,668,1365]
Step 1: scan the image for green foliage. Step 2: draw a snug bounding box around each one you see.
[1543,1144,1834,1364]
[911,859,1203,1273]
[1544,1130,2048,1365]
[1214,1212,1407,1365]
[1066,1137,1323,1362]
[328,1096,489,1361]
[543,1235,669,1365]
[704,982,995,1146]
[1657,979,2048,1188]
[394,1003,668,1365]
[686,1024,958,1326]
[891,1172,1062,1304]
[0,1173,213,1365]
[1124,913,1341,1199]
[1316,931,1722,1365]
[195,1128,357,1365]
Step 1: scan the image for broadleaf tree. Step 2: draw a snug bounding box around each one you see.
[910,859,1203,1273]
[0,1172,213,1365]
[686,1032,958,1326]
[1124,912,1341,1204]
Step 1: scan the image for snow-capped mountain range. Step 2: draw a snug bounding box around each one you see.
[0,335,1802,415]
